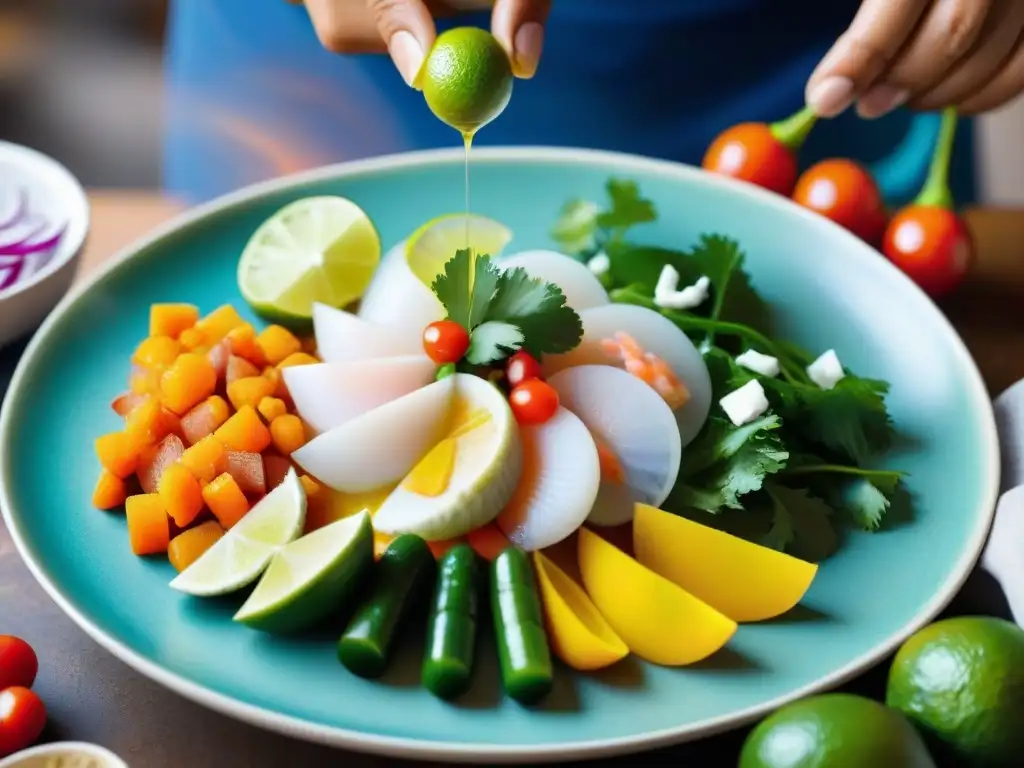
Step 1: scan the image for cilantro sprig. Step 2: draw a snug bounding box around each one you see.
[431,249,583,365]
[552,178,907,561]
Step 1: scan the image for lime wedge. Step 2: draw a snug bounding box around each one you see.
[169,469,306,597]
[234,510,374,634]
[238,196,381,326]
[405,213,512,286]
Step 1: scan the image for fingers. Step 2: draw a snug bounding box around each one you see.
[491,0,552,78]
[957,33,1024,112]
[806,0,931,117]
[857,0,992,118]
[365,0,443,86]
[913,0,1024,109]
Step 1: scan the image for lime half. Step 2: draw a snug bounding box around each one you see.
[234,510,374,634]
[406,213,513,286]
[169,469,306,597]
[238,196,381,326]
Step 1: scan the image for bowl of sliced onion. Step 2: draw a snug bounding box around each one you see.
[0,140,89,348]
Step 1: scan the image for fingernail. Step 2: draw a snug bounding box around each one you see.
[388,31,424,88]
[857,84,909,119]
[513,22,544,78]
[807,76,855,118]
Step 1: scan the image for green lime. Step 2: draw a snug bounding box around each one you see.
[406,213,512,284]
[169,470,307,597]
[886,616,1024,766]
[421,27,513,136]
[739,693,936,768]
[238,196,381,328]
[233,510,374,634]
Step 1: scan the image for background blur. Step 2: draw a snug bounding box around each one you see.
[1,0,1022,204]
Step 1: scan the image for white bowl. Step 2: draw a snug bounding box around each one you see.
[0,741,128,768]
[0,141,89,348]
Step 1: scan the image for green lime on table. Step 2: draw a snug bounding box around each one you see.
[238,195,381,327]
[739,693,936,768]
[234,510,374,635]
[886,616,1024,766]
[169,470,307,597]
[421,27,513,136]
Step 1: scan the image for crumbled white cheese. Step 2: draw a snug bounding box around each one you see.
[807,349,845,390]
[654,264,680,297]
[735,349,780,378]
[719,379,769,426]
[655,275,711,311]
[587,252,611,276]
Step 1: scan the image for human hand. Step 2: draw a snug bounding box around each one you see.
[806,0,1024,118]
[300,0,550,86]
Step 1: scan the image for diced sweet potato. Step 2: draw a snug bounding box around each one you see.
[150,303,200,339]
[95,431,140,479]
[111,392,146,418]
[257,396,287,422]
[225,451,266,495]
[136,434,186,494]
[180,395,231,445]
[160,352,217,415]
[215,406,271,453]
[92,469,128,510]
[125,493,170,555]
[129,365,163,397]
[277,352,319,369]
[125,398,179,448]
[226,355,260,387]
[270,414,306,456]
[168,521,225,572]
[195,305,245,342]
[226,324,267,368]
[158,462,206,528]
[132,335,182,369]
[207,339,232,382]
[179,327,206,351]
[256,325,302,366]
[262,365,289,401]
[202,473,250,529]
[263,454,292,490]
[227,376,276,412]
[180,435,228,484]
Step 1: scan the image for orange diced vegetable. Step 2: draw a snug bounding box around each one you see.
[150,303,200,339]
[226,324,267,367]
[95,431,139,479]
[132,336,182,369]
[301,336,318,355]
[215,406,271,453]
[466,524,510,561]
[168,521,225,572]
[226,355,261,386]
[256,325,302,366]
[111,392,146,418]
[257,397,287,422]
[195,304,245,342]
[227,376,276,412]
[160,352,217,415]
[179,327,206,351]
[180,395,231,445]
[299,474,320,498]
[202,473,250,529]
[125,398,179,448]
[136,434,186,494]
[158,463,205,527]
[92,469,128,510]
[125,493,170,555]
[277,352,319,369]
[262,365,289,400]
[270,414,306,455]
[225,451,266,495]
[180,435,228,484]
[129,365,162,396]
[207,340,232,382]
[263,454,292,490]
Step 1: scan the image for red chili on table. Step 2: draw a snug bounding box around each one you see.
[792,159,889,245]
[0,636,37,692]
[0,686,47,757]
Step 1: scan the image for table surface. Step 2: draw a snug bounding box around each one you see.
[1,192,1022,767]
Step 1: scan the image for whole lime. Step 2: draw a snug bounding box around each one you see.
[739,693,936,768]
[421,27,513,136]
[886,616,1024,766]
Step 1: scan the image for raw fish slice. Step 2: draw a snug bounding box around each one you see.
[548,365,681,527]
[358,241,445,334]
[543,304,712,447]
[496,407,600,551]
[312,302,422,363]
[498,249,609,311]
[291,377,456,492]
[284,355,436,434]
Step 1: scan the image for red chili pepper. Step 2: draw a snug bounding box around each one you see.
[882,108,973,300]
[702,105,818,196]
[792,159,889,245]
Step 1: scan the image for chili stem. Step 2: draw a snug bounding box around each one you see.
[769,105,819,151]
[784,464,904,481]
[915,108,958,209]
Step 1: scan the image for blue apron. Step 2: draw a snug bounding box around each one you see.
[163,0,975,207]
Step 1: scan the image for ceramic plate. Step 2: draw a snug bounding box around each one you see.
[0,148,999,763]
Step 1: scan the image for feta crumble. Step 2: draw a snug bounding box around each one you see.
[654,264,680,297]
[807,349,845,390]
[735,349,780,378]
[719,379,769,426]
[587,252,610,276]
[655,273,711,311]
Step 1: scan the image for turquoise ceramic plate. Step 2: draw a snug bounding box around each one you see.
[0,148,999,763]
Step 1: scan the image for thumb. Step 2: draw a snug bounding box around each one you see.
[367,0,439,87]
[491,0,552,79]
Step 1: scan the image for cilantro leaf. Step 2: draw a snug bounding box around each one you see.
[604,243,704,296]
[795,377,894,465]
[469,255,502,329]
[688,235,772,333]
[596,178,657,236]
[549,178,656,259]
[431,248,475,328]
[763,484,839,562]
[551,199,600,258]
[465,321,524,365]
[484,266,582,355]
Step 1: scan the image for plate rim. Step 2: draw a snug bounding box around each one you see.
[0,145,1000,763]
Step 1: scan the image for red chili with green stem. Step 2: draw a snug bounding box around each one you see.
[882,108,974,299]
[702,105,819,196]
